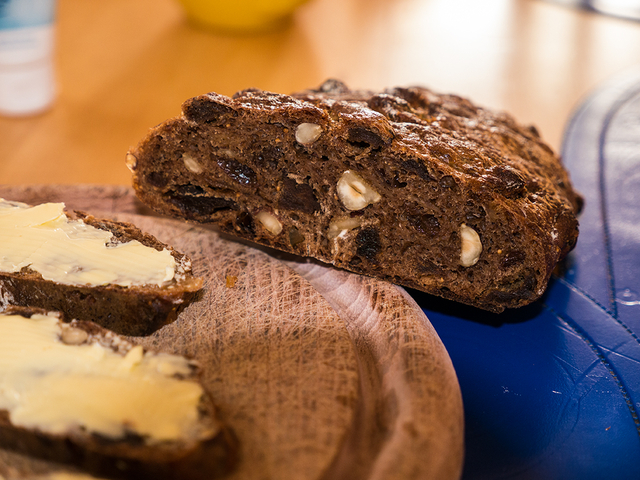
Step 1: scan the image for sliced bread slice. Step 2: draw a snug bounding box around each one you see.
[0,199,203,336]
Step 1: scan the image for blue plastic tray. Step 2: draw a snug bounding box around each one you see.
[411,68,640,480]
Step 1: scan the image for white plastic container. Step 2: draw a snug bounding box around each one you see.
[0,0,57,116]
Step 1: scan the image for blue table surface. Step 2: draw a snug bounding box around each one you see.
[410,68,640,480]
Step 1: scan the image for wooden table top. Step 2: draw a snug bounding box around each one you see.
[1,0,639,186]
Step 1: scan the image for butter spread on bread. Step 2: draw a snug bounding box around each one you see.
[0,312,210,442]
[0,200,176,288]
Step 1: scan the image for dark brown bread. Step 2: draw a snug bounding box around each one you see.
[0,209,203,336]
[127,79,581,312]
[0,307,237,480]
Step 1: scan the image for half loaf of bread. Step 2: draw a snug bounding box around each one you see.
[127,80,581,312]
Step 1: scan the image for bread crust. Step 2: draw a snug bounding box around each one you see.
[128,80,580,312]
[0,210,203,336]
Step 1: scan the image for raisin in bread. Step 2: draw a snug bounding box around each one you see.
[0,307,236,480]
[0,200,202,335]
[127,80,581,312]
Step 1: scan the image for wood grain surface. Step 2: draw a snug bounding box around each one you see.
[0,185,464,480]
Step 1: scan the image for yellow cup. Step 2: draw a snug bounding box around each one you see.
[177,0,311,33]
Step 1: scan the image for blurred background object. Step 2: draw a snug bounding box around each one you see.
[0,0,56,116]
[547,0,640,21]
[177,0,312,32]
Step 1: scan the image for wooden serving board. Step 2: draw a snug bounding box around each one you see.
[0,185,464,480]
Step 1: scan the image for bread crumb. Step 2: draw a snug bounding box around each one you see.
[225,275,238,288]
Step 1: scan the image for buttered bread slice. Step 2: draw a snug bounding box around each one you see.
[0,199,202,336]
[0,308,236,480]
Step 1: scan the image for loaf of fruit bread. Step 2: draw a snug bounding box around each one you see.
[0,199,202,335]
[127,79,581,312]
[0,307,236,480]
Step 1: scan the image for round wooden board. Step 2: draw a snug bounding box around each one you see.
[0,185,464,480]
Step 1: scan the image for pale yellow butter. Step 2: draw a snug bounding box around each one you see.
[0,200,175,287]
[0,312,215,443]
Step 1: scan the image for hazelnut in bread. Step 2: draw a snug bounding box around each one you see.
[127,80,581,312]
